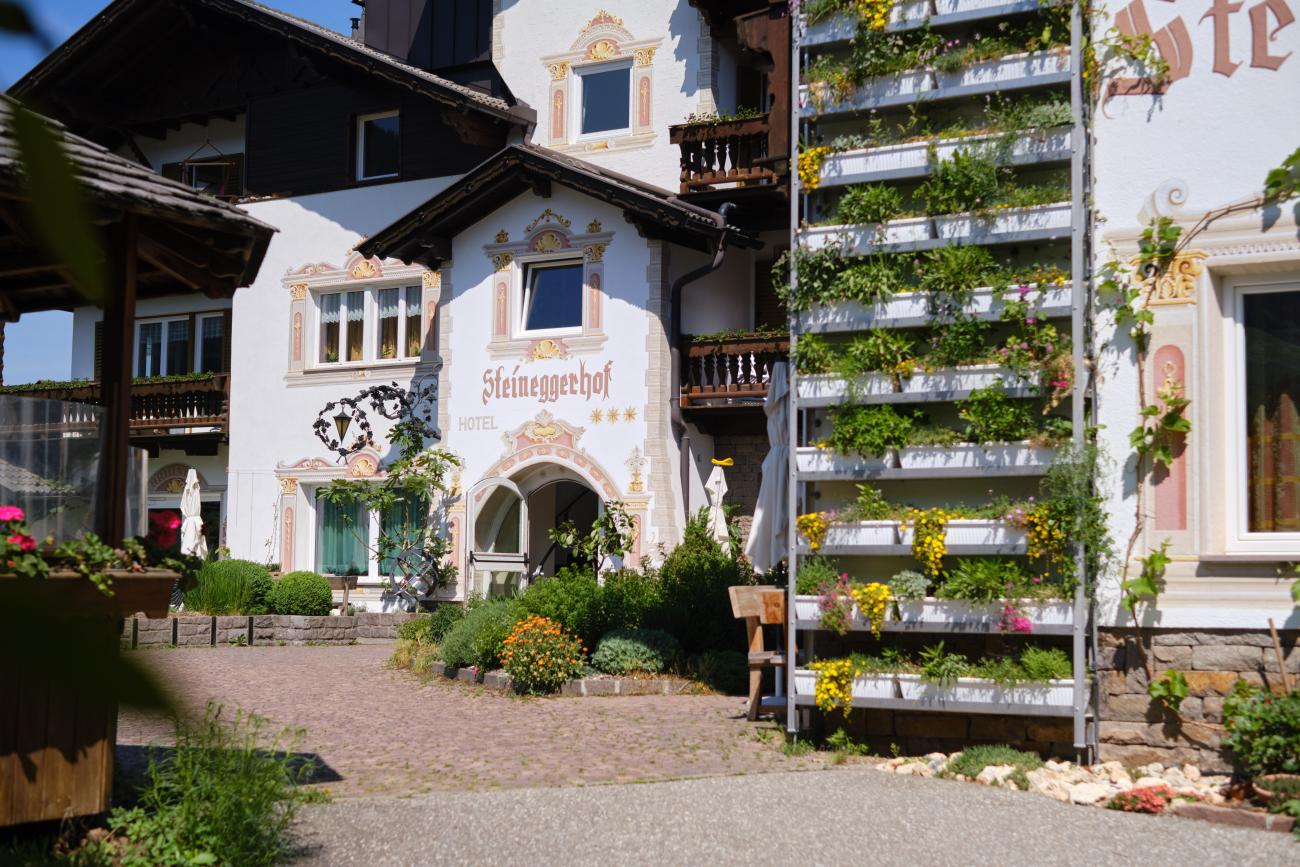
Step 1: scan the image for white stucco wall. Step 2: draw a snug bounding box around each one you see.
[495,1,713,190]
[1092,3,1300,628]
[223,178,454,567]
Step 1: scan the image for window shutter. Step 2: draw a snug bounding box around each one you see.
[226,154,245,198]
[221,310,233,373]
[93,320,104,380]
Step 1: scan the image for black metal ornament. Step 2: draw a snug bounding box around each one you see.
[313,371,442,461]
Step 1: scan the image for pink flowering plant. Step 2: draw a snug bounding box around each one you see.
[817,573,856,636]
[0,504,202,597]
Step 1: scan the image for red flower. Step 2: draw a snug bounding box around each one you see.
[7,533,36,553]
[0,506,25,523]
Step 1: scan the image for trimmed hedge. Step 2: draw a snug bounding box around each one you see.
[270,571,333,616]
[591,628,681,675]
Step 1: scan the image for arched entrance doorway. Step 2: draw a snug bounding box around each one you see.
[465,463,600,598]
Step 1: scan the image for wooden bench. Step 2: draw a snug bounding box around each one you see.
[326,575,359,612]
[728,585,787,721]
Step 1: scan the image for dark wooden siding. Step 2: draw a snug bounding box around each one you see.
[245,81,502,197]
[365,0,490,70]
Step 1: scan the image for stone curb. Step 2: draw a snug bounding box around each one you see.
[1169,800,1298,833]
[425,660,694,697]
[121,613,417,648]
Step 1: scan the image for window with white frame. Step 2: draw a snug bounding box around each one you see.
[521,261,583,332]
[133,313,227,376]
[575,61,631,137]
[317,285,421,365]
[356,110,400,181]
[1239,284,1300,535]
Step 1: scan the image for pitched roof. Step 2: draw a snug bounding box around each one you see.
[0,95,276,317]
[358,144,759,264]
[10,0,532,126]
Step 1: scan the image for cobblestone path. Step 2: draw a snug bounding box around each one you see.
[117,644,806,798]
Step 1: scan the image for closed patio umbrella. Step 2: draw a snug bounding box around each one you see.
[179,468,208,559]
[704,458,731,547]
[745,361,789,574]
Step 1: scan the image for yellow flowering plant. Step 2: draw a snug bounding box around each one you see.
[906,508,950,578]
[808,657,856,716]
[849,581,891,637]
[797,511,831,552]
[798,146,831,191]
[853,0,893,31]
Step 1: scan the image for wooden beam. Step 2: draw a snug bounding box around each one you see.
[94,213,138,544]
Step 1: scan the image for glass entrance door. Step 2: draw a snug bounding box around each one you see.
[466,477,529,598]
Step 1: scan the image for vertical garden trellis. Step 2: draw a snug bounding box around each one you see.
[784,0,1095,760]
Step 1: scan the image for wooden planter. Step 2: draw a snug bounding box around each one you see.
[0,570,177,827]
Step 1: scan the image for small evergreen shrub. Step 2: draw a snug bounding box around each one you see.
[1224,683,1300,776]
[500,615,586,694]
[651,512,754,654]
[517,568,602,647]
[426,603,467,642]
[184,559,273,615]
[396,614,431,644]
[592,628,682,675]
[689,649,748,695]
[438,598,522,670]
[247,569,274,615]
[270,571,333,616]
[596,568,665,633]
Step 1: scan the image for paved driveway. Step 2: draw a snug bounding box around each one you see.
[118,644,805,798]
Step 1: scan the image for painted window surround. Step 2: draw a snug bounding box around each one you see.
[283,252,442,387]
[541,11,661,155]
[1210,275,1300,556]
[483,209,612,360]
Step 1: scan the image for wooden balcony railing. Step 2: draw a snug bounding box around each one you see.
[680,334,789,409]
[0,374,230,437]
[668,114,782,194]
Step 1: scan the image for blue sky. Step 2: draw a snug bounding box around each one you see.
[1,0,357,384]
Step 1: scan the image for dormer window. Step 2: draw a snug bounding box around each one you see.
[356,110,400,181]
[576,61,631,136]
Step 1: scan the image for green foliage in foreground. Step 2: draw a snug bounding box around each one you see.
[943,744,1044,789]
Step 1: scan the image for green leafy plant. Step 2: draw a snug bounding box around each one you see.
[918,148,1002,215]
[849,484,893,521]
[796,555,842,595]
[937,558,1029,604]
[917,245,996,313]
[1017,645,1073,681]
[919,641,969,685]
[1148,669,1190,714]
[101,703,315,866]
[516,567,603,648]
[1262,145,1300,204]
[689,648,749,694]
[927,314,992,368]
[793,332,835,374]
[835,254,905,305]
[844,329,916,387]
[836,182,904,225]
[958,385,1035,443]
[547,500,637,572]
[825,404,914,457]
[269,570,333,616]
[651,511,754,654]
[591,628,682,675]
[1129,377,1191,469]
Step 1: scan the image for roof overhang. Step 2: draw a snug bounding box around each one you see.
[358,145,761,266]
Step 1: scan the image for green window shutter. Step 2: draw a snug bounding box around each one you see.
[93,320,104,380]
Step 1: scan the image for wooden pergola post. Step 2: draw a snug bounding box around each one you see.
[93,213,138,543]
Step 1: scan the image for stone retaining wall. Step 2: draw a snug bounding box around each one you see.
[121,613,417,648]
[1097,627,1299,773]
[424,660,696,697]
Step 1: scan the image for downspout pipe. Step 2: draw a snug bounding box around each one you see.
[669,201,736,525]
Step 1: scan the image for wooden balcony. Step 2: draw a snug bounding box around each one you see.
[669,114,786,194]
[0,374,230,455]
[680,333,789,412]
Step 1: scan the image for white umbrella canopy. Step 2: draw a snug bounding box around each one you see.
[745,361,789,573]
[179,468,208,559]
[704,460,730,546]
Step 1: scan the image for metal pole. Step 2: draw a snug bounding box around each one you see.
[785,9,803,737]
[1069,0,1090,760]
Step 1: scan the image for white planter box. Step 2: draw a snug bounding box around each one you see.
[897,675,1074,709]
[793,669,896,700]
[804,0,1052,46]
[893,599,1074,632]
[800,283,1072,333]
[794,595,823,622]
[801,51,1071,115]
[820,129,1071,187]
[898,443,1057,475]
[799,519,1027,555]
[798,366,1031,407]
[801,203,1071,255]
